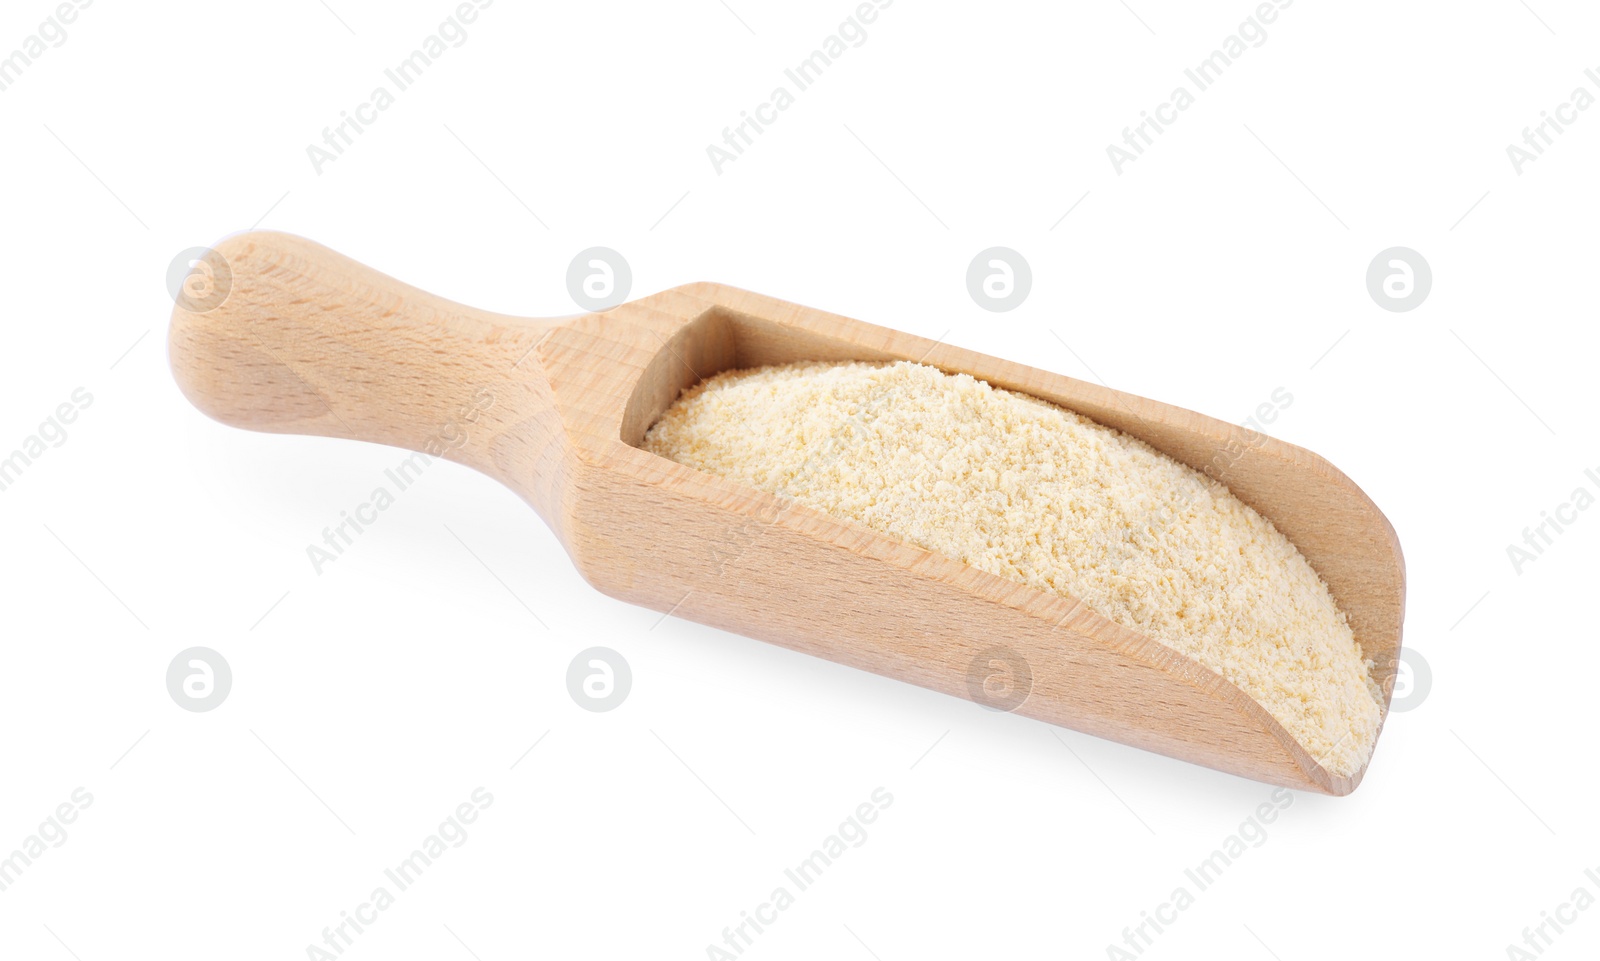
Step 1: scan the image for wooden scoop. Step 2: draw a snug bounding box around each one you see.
[169,231,1405,795]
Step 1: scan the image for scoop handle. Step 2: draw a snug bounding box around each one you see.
[169,231,550,476]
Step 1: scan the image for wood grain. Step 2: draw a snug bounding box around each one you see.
[169,231,1406,795]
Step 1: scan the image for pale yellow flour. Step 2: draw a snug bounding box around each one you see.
[642,360,1384,776]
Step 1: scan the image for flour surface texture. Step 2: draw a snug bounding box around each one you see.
[642,360,1383,776]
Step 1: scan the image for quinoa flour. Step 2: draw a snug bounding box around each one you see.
[642,360,1384,776]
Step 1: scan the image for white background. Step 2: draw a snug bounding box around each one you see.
[1,1,1596,958]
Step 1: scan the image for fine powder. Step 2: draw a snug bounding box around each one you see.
[642,360,1384,776]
